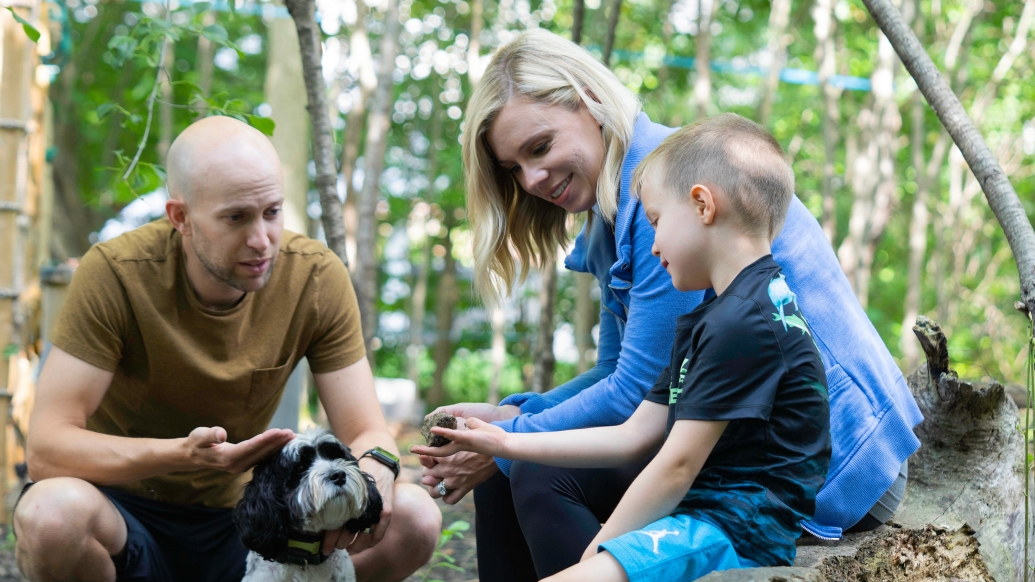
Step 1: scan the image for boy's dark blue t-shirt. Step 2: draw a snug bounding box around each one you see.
[644,254,831,566]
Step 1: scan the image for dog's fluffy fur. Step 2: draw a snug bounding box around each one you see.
[234,429,383,582]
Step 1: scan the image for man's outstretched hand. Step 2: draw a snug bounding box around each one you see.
[185,427,295,473]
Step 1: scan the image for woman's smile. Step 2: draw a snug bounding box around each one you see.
[487,97,605,214]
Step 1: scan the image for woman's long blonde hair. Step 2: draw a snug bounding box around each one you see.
[463,28,641,306]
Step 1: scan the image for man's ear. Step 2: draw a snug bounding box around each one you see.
[166,198,191,236]
[689,184,717,225]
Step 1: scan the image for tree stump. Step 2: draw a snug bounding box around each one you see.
[700,315,1029,581]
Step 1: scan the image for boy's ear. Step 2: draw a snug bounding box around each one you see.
[690,184,717,225]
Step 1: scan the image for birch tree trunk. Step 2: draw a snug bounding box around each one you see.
[692,0,714,119]
[862,0,1035,315]
[283,0,349,266]
[812,0,840,242]
[355,0,401,360]
[267,5,311,234]
[758,0,792,127]
[341,0,378,266]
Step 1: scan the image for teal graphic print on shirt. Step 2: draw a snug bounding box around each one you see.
[670,357,689,404]
[767,273,798,332]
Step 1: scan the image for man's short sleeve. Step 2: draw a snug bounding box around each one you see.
[306,254,368,373]
[674,296,786,422]
[50,247,132,372]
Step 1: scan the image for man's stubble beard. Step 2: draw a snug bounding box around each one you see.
[193,230,276,293]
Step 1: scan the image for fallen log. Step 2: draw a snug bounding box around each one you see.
[702,315,1030,581]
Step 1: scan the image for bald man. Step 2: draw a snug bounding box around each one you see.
[14,116,441,582]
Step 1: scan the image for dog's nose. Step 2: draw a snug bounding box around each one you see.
[329,470,347,486]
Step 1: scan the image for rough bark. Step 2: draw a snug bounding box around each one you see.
[602,0,622,67]
[283,0,349,266]
[758,0,792,127]
[812,0,839,242]
[692,0,714,119]
[532,265,558,394]
[428,220,457,409]
[862,0,1035,315]
[354,0,401,361]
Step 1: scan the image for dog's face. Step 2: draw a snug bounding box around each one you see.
[234,429,383,562]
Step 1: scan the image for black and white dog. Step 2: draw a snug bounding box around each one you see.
[234,429,383,582]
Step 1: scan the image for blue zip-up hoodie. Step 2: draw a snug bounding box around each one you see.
[495,113,923,537]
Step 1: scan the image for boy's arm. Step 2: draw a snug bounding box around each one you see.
[585,418,728,560]
[412,401,669,468]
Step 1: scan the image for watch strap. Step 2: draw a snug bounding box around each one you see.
[361,447,400,480]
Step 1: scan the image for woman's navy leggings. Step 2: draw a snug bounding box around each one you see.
[473,459,650,581]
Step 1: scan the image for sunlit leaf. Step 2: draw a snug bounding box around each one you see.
[6,7,40,43]
[244,114,276,136]
[201,24,229,45]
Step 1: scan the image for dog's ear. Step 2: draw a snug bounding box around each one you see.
[233,450,292,561]
[344,471,383,534]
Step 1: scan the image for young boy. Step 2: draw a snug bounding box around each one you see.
[412,113,831,582]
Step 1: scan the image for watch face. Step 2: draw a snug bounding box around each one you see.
[375,447,400,463]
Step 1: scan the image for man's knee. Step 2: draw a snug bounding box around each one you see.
[391,483,441,557]
[15,478,124,555]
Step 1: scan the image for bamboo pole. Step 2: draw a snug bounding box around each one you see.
[0,0,37,507]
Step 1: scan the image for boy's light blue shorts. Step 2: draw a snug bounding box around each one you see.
[598,514,759,582]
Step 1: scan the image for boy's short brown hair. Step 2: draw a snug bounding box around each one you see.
[632,113,795,241]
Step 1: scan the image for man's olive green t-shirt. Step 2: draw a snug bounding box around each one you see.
[51,218,367,508]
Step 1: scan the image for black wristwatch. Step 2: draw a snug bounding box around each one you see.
[360,447,400,480]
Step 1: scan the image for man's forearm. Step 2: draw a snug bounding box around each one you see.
[27,423,191,485]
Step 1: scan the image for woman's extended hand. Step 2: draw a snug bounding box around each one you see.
[428,402,521,424]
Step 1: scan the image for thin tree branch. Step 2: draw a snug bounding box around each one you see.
[122,36,169,181]
[284,0,349,266]
[861,0,1035,314]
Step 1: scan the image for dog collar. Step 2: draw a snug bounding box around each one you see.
[275,531,327,567]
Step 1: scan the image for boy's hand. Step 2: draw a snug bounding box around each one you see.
[409,418,507,458]
[581,536,605,562]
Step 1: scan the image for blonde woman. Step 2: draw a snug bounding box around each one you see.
[416,28,919,581]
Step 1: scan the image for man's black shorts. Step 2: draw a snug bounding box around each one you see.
[16,482,248,582]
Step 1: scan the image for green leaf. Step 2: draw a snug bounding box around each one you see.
[191,2,213,13]
[244,114,276,136]
[97,103,116,120]
[6,8,40,43]
[201,24,229,45]
[444,520,470,532]
[2,344,18,358]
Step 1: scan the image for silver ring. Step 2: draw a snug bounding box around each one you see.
[436,481,451,497]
